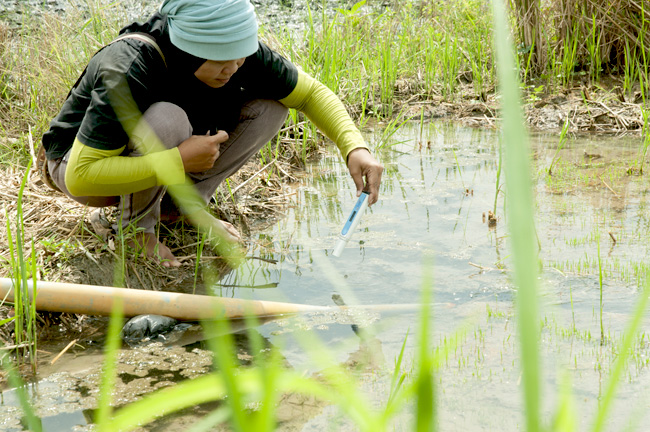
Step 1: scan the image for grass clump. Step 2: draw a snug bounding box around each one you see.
[0,8,123,152]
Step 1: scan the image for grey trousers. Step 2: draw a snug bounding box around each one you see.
[49,99,289,233]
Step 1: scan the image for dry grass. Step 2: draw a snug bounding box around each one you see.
[553,0,650,68]
[511,0,650,77]
[0,156,302,280]
[510,0,546,74]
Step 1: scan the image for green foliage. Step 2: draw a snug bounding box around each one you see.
[548,117,571,175]
[269,0,493,121]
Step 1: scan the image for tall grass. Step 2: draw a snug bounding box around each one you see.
[0,5,123,147]
[441,34,461,98]
[512,0,650,86]
[585,14,602,84]
[270,0,493,120]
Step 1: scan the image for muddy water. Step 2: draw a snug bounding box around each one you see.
[228,123,650,429]
[3,122,650,430]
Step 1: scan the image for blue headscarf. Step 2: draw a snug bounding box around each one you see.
[160,0,259,61]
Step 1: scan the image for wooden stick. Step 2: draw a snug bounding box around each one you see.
[50,339,78,365]
[231,161,275,195]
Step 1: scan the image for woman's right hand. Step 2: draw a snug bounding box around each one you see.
[178,130,229,172]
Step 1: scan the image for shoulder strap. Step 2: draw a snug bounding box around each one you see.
[113,32,167,67]
[65,32,166,99]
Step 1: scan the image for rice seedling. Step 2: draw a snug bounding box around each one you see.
[423,27,440,93]
[379,37,398,116]
[386,328,410,410]
[561,23,580,87]
[637,10,649,110]
[441,34,461,98]
[4,162,38,369]
[375,108,413,149]
[193,231,207,295]
[465,12,492,97]
[585,14,602,85]
[95,299,124,430]
[548,117,571,175]
[492,137,502,216]
[596,229,605,344]
[623,40,640,99]
[592,276,650,432]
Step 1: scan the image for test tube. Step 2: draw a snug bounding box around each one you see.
[332,191,369,257]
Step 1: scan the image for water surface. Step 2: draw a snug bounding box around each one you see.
[3,122,650,431]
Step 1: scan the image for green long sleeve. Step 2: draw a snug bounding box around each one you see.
[279,71,368,161]
[65,137,185,197]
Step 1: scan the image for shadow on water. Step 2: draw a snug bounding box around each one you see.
[3,122,650,430]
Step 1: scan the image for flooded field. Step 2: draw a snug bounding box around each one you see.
[2,122,650,430]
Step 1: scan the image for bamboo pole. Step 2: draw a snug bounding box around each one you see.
[0,278,329,321]
[0,278,430,322]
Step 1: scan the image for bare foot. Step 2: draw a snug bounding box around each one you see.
[217,219,242,243]
[188,211,243,244]
[131,232,181,268]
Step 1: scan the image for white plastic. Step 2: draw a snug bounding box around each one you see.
[332,192,369,257]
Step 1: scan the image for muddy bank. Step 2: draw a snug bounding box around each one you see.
[399,75,649,136]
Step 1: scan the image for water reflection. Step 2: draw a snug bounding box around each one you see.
[199,122,650,429]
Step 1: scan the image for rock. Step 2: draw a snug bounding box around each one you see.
[121,314,181,346]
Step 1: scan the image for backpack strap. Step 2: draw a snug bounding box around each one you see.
[112,32,167,67]
[65,32,166,99]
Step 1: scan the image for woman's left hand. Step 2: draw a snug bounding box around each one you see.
[347,148,384,206]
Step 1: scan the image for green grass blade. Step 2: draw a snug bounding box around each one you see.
[415,254,435,432]
[387,328,409,409]
[0,316,16,326]
[552,371,577,432]
[492,0,541,431]
[96,299,124,430]
[204,319,248,431]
